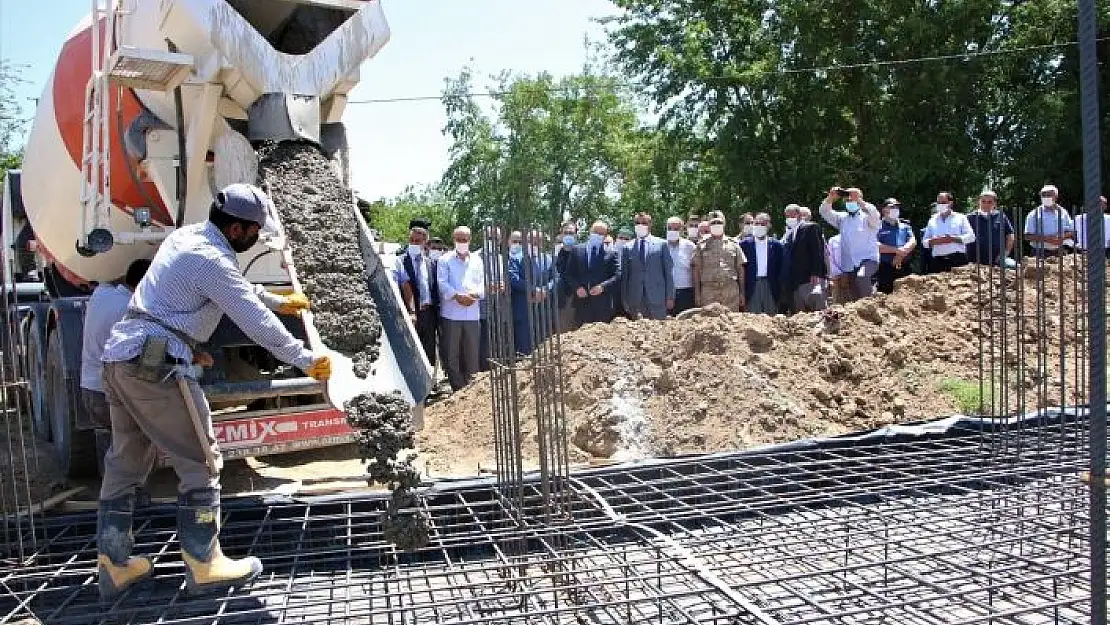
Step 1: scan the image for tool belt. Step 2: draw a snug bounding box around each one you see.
[123,310,198,383]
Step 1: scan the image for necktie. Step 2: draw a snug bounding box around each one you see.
[639,240,647,265]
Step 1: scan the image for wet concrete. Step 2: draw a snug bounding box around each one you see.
[256,142,426,550]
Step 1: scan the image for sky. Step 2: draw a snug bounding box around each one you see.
[0,0,618,200]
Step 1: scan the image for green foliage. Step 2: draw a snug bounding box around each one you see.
[362,185,456,245]
[940,378,984,416]
[606,0,1110,229]
[440,64,651,233]
[0,59,28,189]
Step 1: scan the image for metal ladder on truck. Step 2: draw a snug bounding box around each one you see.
[77,0,193,257]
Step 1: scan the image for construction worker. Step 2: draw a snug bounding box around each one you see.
[692,214,747,311]
[96,184,332,600]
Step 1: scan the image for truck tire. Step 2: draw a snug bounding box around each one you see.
[46,329,97,478]
[25,318,50,442]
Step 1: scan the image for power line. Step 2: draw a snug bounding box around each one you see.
[347,37,1106,106]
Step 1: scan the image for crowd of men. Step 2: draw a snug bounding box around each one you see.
[395,183,1110,393]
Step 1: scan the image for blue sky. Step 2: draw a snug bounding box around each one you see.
[0,0,617,200]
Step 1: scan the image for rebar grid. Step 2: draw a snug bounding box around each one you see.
[0,415,1099,625]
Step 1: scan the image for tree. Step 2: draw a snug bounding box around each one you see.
[362,184,456,245]
[0,60,28,189]
[605,0,1110,229]
[440,65,647,234]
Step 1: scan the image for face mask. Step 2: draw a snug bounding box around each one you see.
[231,228,259,253]
[936,203,950,214]
[562,234,576,246]
[1041,197,1054,208]
[980,207,994,215]
[845,202,860,214]
[743,224,753,236]
[710,224,725,237]
[886,209,900,220]
[509,243,523,257]
[635,224,650,238]
[752,225,769,238]
[666,230,680,242]
[687,227,699,239]
[603,244,613,253]
[616,240,628,250]
[588,233,603,247]
[429,250,443,261]
[455,242,469,254]
[408,244,423,257]
[785,217,799,229]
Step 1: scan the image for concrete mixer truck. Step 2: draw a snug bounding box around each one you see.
[0,0,432,477]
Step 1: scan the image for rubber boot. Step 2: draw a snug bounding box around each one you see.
[178,489,262,595]
[97,494,154,602]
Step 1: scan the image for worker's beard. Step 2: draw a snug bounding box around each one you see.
[230,231,259,253]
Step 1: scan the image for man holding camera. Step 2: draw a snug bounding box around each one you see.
[819,186,881,302]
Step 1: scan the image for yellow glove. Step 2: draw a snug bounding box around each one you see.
[278,292,311,315]
[306,355,331,381]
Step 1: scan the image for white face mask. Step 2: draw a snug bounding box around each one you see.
[687,227,699,239]
[752,225,769,239]
[936,203,950,213]
[785,217,799,228]
[1041,197,1054,208]
[742,224,753,236]
[429,250,443,261]
[886,208,900,220]
[634,224,650,238]
[455,242,470,254]
[710,224,725,237]
[666,230,680,242]
[408,244,423,256]
[509,243,522,256]
[603,243,613,253]
[615,240,628,250]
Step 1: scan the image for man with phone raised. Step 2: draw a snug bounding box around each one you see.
[819,186,881,302]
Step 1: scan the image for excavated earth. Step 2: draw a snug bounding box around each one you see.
[419,261,1103,475]
[256,142,426,549]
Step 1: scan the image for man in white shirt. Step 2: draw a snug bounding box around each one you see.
[1025,185,1075,258]
[437,226,486,391]
[923,192,976,273]
[819,186,881,302]
[665,216,696,315]
[1071,195,1109,253]
[80,260,151,429]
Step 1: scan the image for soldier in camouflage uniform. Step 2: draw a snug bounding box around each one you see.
[693,214,748,311]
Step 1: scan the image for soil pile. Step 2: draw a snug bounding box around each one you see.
[419,261,1096,475]
[257,142,426,549]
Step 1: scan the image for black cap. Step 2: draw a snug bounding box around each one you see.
[409,218,432,230]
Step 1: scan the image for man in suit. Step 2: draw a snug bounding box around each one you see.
[739,213,786,315]
[781,205,828,312]
[554,220,579,332]
[508,230,555,355]
[622,213,674,320]
[395,226,439,367]
[563,220,620,326]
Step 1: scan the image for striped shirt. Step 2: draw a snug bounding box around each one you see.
[80,284,133,391]
[102,222,315,369]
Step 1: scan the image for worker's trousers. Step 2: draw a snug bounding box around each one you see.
[99,361,221,500]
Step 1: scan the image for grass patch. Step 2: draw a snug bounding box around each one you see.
[940,378,984,415]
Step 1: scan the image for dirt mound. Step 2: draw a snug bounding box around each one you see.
[419,262,1094,476]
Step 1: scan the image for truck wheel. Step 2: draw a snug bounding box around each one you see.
[45,329,97,478]
[25,319,50,442]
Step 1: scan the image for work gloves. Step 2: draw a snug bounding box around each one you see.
[305,355,332,381]
[277,292,311,315]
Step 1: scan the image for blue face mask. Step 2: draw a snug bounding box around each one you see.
[845,201,860,214]
[562,234,576,246]
[588,233,604,247]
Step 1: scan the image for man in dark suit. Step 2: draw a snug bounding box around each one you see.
[781,207,828,312]
[563,220,620,326]
[621,213,674,319]
[395,226,439,366]
[739,213,786,315]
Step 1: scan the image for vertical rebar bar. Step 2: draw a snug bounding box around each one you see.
[1076,1,1106,621]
